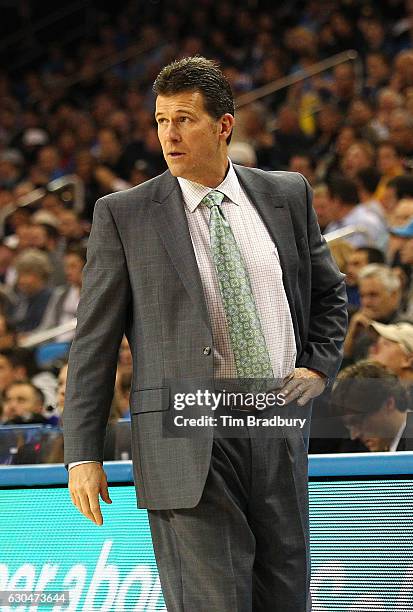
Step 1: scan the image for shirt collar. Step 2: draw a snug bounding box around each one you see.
[177,160,243,212]
[389,421,407,452]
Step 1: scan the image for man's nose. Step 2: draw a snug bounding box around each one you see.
[165,123,181,141]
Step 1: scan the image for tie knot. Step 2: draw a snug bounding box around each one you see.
[202,190,225,209]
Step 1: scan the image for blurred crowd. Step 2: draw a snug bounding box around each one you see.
[2,0,413,460]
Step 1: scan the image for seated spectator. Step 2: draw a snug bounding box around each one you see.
[375,141,404,203]
[341,141,374,181]
[39,245,86,342]
[331,361,410,451]
[343,264,404,363]
[381,174,413,218]
[356,166,385,222]
[325,176,388,249]
[1,381,49,425]
[57,210,88,251]
[368,321,413,384]
[313,184,334,232]
[345,247,385,309]
[10,249,53,334]
[288,154,315,185]
[389,197,413,228]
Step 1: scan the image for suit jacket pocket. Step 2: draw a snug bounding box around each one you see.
[130,387,170,414]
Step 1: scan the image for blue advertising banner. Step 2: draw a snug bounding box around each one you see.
[1,454,413,611]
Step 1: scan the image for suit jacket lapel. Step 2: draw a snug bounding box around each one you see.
[149,172,211,329]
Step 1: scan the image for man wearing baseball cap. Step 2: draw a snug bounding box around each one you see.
[369,321,413,383]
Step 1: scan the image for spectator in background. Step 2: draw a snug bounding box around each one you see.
[344,264,404,364]
[29,219,66,286]
[345,247,386,309]
[313,183,334,232]
[356,166,385,222]
[1,381,48,425]
[331,361,410,451]
[57,210,88,252]
[375,141,404,202]
[39,245,86,342]
[288,154,315,185]
[11,248,53,334]
[341,141,375,180]
[272,104,312,168]
[368,321,413,384]
[389,197,413,228]
[325,176,388,248]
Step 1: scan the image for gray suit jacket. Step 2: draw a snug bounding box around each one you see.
[63,166,347,509]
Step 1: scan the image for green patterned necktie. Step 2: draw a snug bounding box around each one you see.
[202,190,274,378]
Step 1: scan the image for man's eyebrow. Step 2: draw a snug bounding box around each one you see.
[155,108,196,117]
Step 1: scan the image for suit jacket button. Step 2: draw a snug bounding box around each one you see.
[203,346,211,355]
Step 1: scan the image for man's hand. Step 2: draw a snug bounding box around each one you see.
[68,463,112,526]
[279,367,327,406]
[343,310,372,357]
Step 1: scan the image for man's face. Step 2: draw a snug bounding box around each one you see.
[155,91,232,185]
[369,336,411,376]
[313,191,333,228]
[390,198,413,227]
[64,254,84,287]
[17,271,44,296]
[2,384,42,421]
[359,277,400,320]
[342,399,402,451]
[346,251,369,286]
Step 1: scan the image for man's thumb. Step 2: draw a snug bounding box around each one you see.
[100,482,112,504]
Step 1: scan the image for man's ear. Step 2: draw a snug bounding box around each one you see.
[401,354,413,371]
[220,113,235,142]
[385,396,397,413]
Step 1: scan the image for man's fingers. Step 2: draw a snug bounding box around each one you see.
[79,490,103,525]
[100,477,112,505]
[297,389,314,406]
[281,379,305,404]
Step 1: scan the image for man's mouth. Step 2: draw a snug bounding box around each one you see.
[168,152,184,158]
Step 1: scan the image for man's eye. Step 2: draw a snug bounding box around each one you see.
[157,118,167,124]
[179,117,190,122]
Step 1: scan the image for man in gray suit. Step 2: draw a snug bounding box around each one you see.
[64,57,347,611]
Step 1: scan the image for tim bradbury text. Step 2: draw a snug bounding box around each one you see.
[173,390,287,411]
[174,415,307,428]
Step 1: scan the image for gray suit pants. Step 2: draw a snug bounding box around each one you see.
[148,412,311,611]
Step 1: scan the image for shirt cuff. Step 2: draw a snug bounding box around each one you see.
[68,461,100,470]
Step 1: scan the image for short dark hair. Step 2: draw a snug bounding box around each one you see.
[328,176,359,206]
[153,56,235,144]
[65,244,87,264]
[356,167,381,195]
[331,360,409,415]
[356,247,386,265]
